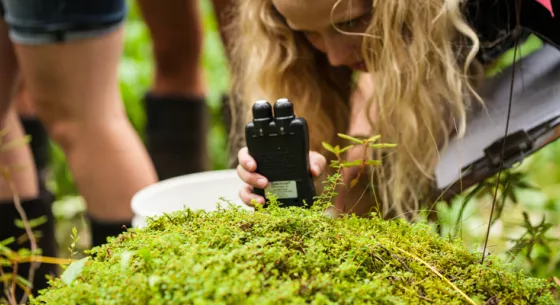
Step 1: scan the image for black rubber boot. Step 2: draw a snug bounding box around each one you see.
[87,216,131,248]
[143,93,209,180]
[0,189,58,302]
[20,116,50,175]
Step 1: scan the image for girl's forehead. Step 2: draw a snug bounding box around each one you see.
[272,0,370,31]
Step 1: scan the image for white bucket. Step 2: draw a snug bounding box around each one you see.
[131,169,252,228]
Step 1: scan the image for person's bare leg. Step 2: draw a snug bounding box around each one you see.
[138,0,205,97]
[0,108,40,200]
[14,77,34,116]
[14,77,50,180]
[137,0,210,180]
[0,20,38,201]
[0,19,57,302]
[13,27,157,221]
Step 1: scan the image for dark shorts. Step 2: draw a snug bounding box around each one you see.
[0,0,127,45]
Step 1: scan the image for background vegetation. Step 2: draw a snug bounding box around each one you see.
[43,0,560,285]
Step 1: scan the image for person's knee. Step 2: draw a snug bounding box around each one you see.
[30,92,114,151]
[34,107,77,152]
[36,105,126,153]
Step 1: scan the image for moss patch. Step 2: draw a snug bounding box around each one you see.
[31,202,556,304]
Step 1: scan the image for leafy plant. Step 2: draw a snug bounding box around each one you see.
[319,133,396,202]
[0,131,73,305]
[29,200,558,304]
[27,134,559,304]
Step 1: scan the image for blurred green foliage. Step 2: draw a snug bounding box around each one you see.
[436,140,560,279]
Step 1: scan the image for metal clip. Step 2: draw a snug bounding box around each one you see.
[483,130,533,169]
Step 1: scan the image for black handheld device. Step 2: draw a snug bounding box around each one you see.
[245,98,316,208]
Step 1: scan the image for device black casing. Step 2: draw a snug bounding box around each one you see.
[245,98,316,208]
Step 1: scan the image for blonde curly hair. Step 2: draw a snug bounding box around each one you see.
[226,0,484,220]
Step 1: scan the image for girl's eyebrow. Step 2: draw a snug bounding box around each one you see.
[331,2,371,26]
[286,9,367,32]
[281,0,372,32]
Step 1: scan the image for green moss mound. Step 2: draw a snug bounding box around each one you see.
[31,203,556,304]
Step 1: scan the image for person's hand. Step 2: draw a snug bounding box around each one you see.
[236,147,326,207]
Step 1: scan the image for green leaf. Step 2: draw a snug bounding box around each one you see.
[0,237,15,247]
[338,145,355,154]
[14,215,48,229]
[15,274,32,289]
[0,273,14,282]
[61,256,90,286]
[321,142,336,153]
[337,133,364,144]
[334,145,341,154]
[365,160,382,166]
[330,160,340,166]
[367,135,381,142]
[368,143,397,149]
[340,160,364,168]
[0,238,14,257]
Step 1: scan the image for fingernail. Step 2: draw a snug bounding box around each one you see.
[257,178,268,188]
[246,161,255,169]
[313,165,320,175]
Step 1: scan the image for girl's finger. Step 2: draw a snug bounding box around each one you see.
[238,147,257,172]
[236,164,268,189]
[238,183,265,207]
[309,151,327,177]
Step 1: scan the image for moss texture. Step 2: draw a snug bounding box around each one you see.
[29,200,557,305]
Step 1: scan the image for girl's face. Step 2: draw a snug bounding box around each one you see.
[272,0,371,71]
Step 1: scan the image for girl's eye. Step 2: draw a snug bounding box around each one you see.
[338,19,358,29]
[335,13,370,31]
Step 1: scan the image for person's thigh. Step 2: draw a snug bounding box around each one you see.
[1,0,127,126]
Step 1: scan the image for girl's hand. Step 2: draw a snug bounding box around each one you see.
[236,147,326,206]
